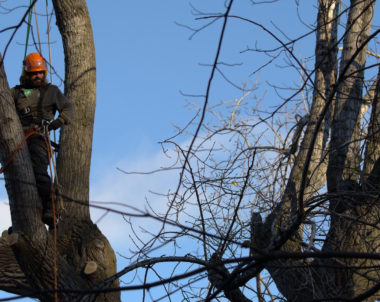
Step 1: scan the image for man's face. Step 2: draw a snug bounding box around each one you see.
[27,71,45,87]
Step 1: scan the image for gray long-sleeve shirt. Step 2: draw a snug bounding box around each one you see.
[11,84,75,131]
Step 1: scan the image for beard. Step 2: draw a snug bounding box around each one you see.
[24,75,47,87]
[31,78,43,86]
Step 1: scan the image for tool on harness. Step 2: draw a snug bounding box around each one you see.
[23,122,61,153]
[20,106,31,115]
[32,117,49,129]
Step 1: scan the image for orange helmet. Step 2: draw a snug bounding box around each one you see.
[23,53,47,73]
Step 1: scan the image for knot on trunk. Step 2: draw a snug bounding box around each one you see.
[207,253,252,302]
[331,180,363,213]
[207,252,231,291]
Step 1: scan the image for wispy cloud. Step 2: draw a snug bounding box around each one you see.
[90,144,181,249]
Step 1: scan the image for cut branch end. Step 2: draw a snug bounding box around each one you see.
[84,261,97,275]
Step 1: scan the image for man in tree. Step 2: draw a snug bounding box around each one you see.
[10,52,74,227]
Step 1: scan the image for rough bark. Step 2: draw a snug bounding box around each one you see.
[0,233,31,296]
[327,0,375,192]
[53,0,96,219]
[363,67,380,182]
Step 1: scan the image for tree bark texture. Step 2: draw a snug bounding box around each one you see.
[52,0,96,219]
[0,230,30,296]
[327,0,375,192]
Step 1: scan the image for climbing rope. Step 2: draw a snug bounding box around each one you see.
[33,4,42,54]
[45,0,53,83]
[23,0,33,59]
[43,125,58,302]
[0,129,39,174]
[40,2,58,298]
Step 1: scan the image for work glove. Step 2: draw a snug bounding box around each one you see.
[48,118,63,131]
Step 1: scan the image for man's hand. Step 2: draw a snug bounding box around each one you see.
[48,119,63,131]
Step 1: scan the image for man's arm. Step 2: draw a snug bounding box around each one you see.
[48,85,75,130]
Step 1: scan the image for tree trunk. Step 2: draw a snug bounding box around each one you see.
[327,0,375,193]
[52,0,96,219]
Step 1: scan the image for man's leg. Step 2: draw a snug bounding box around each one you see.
[28,135,53,226]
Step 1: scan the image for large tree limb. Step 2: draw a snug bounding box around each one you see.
[0,234,31,296]
[327,0,376,192]
[363,66,380,182]
[53,0,96,219]
[249,1,341,300]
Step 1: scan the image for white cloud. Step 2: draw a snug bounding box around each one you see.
[0,144,181,251]
[90,145,181,249]
[0,201,11,233]
[89,134,239,252]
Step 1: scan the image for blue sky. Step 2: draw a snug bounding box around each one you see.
[2,0,378,301]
